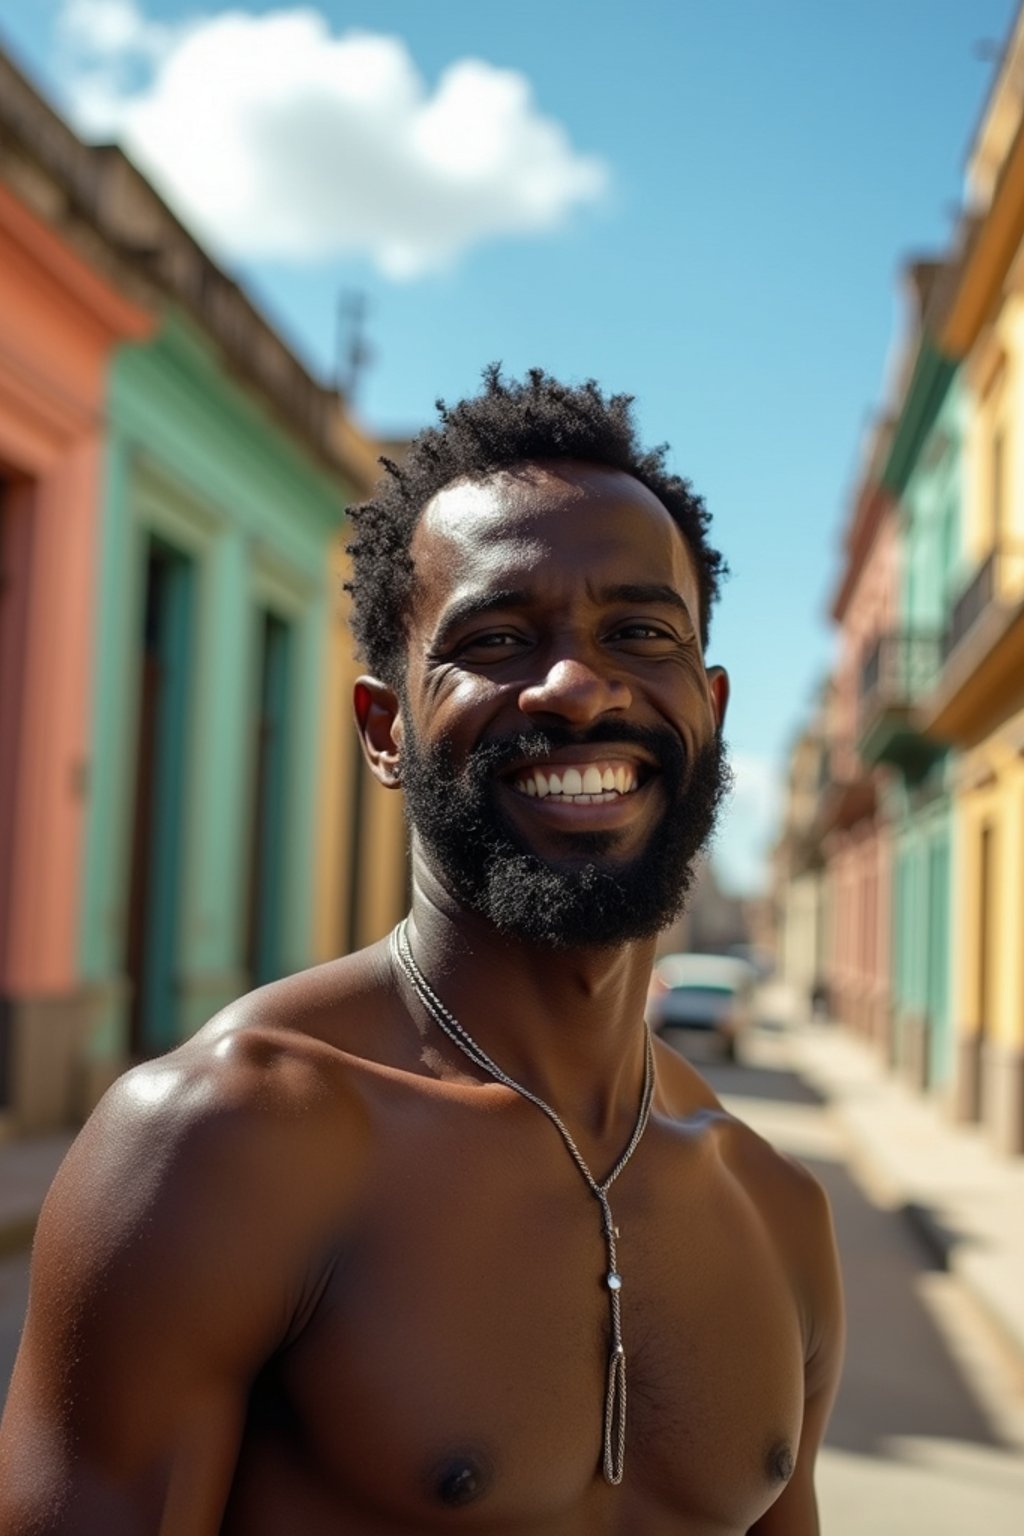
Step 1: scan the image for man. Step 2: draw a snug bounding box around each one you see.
[0,368,843,1533]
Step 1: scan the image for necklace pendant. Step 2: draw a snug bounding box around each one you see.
[606,1271,623,1291]
[603,1340,627,1484]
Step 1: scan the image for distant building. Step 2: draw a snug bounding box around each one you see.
[928,20,1024,1152]
[772,689,832,1018]
[659,854,751,958]
[774,3,1024,1154]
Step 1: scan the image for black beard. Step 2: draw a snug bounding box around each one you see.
[399,717,732,949]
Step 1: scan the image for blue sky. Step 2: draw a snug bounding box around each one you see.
[2,0,1018,892]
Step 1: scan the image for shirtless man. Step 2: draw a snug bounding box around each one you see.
[0,368,843,1534]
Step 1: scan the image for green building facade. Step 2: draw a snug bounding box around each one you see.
[80,312,350,1095]
[880,349,961,1091]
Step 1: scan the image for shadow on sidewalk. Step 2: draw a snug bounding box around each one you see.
[695,1054,826,1107]
[810,1152,1004,1456]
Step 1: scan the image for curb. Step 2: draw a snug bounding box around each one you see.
[898,1200,953,1272]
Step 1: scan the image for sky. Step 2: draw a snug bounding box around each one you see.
[1,0,1018,895]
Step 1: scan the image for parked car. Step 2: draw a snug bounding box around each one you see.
[645,952,757,1061]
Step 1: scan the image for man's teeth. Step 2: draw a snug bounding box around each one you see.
[513,762,638,800]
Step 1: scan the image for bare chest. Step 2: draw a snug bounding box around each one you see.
[231,1110,805,1533]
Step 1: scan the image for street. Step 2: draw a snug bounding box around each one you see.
[691,1028,1024,1535]
[2,1027,1023,1532]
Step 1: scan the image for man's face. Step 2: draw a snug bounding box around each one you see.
[393,461,731,948]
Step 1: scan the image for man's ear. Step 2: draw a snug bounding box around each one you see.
[705,665,730,730]
[354,676,404,788]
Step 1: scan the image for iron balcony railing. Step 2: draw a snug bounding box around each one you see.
[943,550,996,661]
[942,543,1024,662]
[858,630,942,718]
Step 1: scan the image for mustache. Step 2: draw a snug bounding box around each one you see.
[460,720,689,789]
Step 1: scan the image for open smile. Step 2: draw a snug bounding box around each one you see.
[497,749,659,833]
[511,758,641,804]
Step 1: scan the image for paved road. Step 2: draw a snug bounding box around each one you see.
[3,1029,1024,1533]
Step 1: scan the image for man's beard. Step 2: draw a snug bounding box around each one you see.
[398,716,732,949]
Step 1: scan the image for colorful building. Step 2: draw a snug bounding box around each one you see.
[925,27,1024,1151]
[0,51,409,1136]
[776,6,1024,1154]
[823,420,899,1055]
[871,323,959,1096]
[772,689,832,1017]
[0,59,152,1130]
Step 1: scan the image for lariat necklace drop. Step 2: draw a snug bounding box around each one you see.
[390,919,655,1486]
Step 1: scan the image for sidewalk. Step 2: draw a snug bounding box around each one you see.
[790,1020,1024,1365]
[0,1132,75,1258]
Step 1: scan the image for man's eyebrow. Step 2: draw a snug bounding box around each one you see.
[598,583,694,621]
[431,590,531,644]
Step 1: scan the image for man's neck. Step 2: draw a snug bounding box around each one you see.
[402,863,657,1148]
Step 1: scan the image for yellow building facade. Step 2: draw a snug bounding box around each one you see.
[928,20,1024,1152]
[313,432,411,964]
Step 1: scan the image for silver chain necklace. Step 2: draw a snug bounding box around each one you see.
[390,918,656,1486]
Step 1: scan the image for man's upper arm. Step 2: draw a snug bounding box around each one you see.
[748,1160,845,1536]
[0,1036,353,1534]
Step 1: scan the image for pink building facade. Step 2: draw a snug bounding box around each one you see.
[823,466,900,1051]
[0,179,151,1128]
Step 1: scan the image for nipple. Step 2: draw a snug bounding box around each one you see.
[434,1453,491,1507]
[767,1441,795,1483]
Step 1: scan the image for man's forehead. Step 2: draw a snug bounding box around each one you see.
[404,460,706,656]
[421,461,655,528]
[415,461,696,579]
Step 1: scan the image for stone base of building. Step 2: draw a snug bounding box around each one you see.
[901,1012,930,1091]
[176,969,248,1042]
[984,1042,1024,1156]
[869,995,892,1060]
[0,967,251,1135]
[952,1031,983,1125]
[883,1004,901,1072]
[1,989,98,1133]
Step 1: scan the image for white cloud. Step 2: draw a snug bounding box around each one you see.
[712,752,784,897]
[55,1,608,277]
[59,0,172,63]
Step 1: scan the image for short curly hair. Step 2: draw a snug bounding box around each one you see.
[346,365,727,686]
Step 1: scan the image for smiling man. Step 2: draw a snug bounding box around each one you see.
[0,368,843,1534]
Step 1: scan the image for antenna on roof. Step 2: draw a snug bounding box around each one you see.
[335,289,372,406]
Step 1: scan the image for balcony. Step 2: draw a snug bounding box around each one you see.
[858,630,943,774]
[928,544,1024,742]
[942,550,998,660]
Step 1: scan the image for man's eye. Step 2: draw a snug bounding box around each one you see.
[460,632,523,653]
[610,623,673,642]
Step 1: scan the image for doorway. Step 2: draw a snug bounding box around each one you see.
[0,473,34,1106]
[126,541,195,1057]
[246,611,293,988]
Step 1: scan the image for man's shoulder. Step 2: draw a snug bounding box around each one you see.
[42,943,402,1263]
[194,934,402,1097]
[654,1037,836,1307]
[654,1037,829,1215]
[707,1095,842,1370]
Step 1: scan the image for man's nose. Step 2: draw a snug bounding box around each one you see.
[517,657,632,726]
